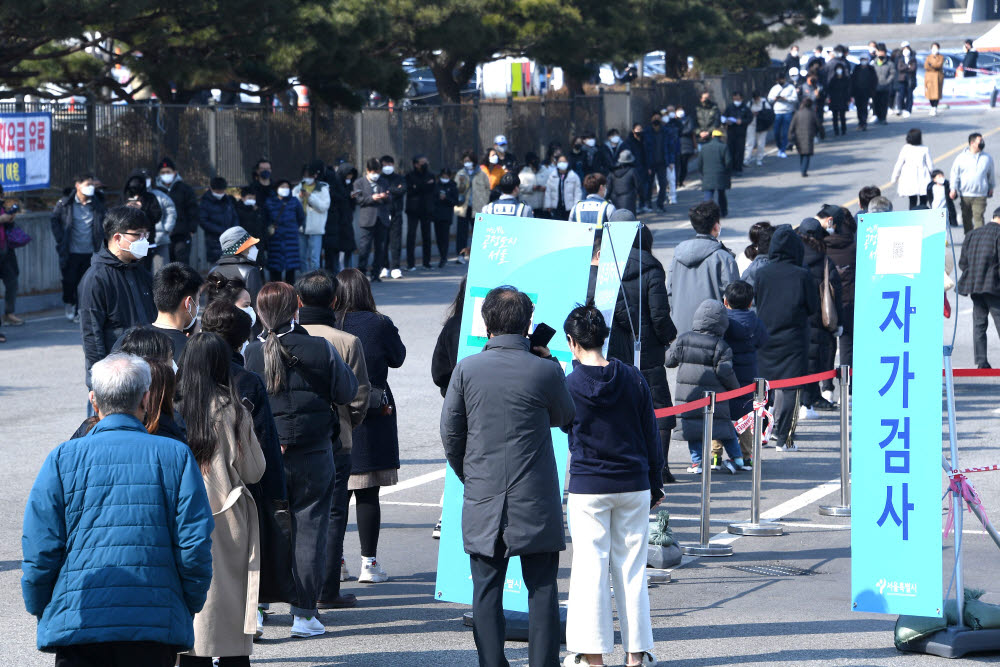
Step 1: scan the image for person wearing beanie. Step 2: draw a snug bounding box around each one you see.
[199,176,239,265]
[606,150,640,213]
[209,226,264,305]
[155,157,201,265]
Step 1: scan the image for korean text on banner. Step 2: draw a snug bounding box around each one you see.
[434,214,597,612]
[0,113,51,192]
[851,208,945,617]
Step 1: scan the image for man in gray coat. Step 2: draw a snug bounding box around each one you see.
[668,201,739,336]
[440,286,575,667]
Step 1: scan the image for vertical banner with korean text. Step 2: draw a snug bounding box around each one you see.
[434,214,599,612]
[0,113,51,192]
[851,208,945,617]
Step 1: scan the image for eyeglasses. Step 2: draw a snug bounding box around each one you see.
[120,231,149,240]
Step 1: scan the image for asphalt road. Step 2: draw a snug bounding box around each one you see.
[2,104,1000,666]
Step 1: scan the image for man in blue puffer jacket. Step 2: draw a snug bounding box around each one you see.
[22,353,214,664]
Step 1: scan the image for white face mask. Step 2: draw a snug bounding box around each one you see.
[124,236,149,259]
[676,109,685,118]
[172,360,178,374]
[145,178,152,189]
[211,191,225,200]
[368,173,379,182]
[609,135,621,145]
[584,138,597,147]
[440,177,450,184]
[557,162,568,171]
[240,305,257,327]
[187,296,199,323]
[667,112,676,119]
[81,184,96,197]
[243,198,256,207]
[277,187,291,197]
[488,155,499,165]
[345,178,352,185]
[239,340,249,356]
[382,165,394,175]
[302,177,315,185]
[464,161,474,170]
[733,100,742,106]
[246,245,259,262]
[160,172,176,185]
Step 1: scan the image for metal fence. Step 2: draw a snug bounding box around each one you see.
[1,67,780,195]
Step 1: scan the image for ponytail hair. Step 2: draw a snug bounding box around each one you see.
[255,281,299,394]
[563,304,610,351]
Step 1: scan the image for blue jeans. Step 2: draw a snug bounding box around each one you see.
[305,234,324,272]
[773,112,793,153]
[702,189,728,217]
[688,436,740,465]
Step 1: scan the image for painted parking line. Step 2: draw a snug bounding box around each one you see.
[349,468,446,507]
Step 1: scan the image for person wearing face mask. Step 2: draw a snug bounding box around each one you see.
[248,158,276,204]
[378,156,407,278]
[622,124,648,211]
[568,137,589,183]
[642,112,678,212]
[330,162,359,271]
[950,132,996,232]
[354,158,391,281]
[925,43,945,116]
[784,45,801,72]
[821,45,850,87]
[543,151,583,220]
[264,179,305,284]
[850,56,876,131]
[826,65,850,137]
[695,91,721,145]
[122,170,164,273]
[493,134,518,172]
[51,172,107,323]
[405,155,437,271]
[211,226,265,305]
[235,186,268,255]
[453,151,478,259]
[519,151,549,220]
[292,161,332,274]
[198,176,239,265]
[768,72,799,157]
[675,106,697,187]
[155,157,200,266]
[744,91,771,166]
[894,42,917,118]
[723,92,752,175]
[871,44,896,125]
[132,168,176,273]
[598,129,624,175]
[77,206,157,392]
[118,261,204,365]
[962,38,978,78]
[927,169,958,227]
[431,167,460,267]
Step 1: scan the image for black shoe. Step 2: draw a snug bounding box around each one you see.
[662,468,676,484]
[317,594,358,609]
[813,397,838,411]
[370,276,382,283]
[438,259,447,268]
[977,363,992,369]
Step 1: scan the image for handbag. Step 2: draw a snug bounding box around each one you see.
[821,259,839,332]
[369,385,393,416]
[4,223,31,249]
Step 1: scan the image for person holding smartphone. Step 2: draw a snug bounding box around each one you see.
[561,305,662,667]
[354,158,391,282]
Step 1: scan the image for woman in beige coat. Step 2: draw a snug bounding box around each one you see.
[924,43,945,116]
[177,332,266,666]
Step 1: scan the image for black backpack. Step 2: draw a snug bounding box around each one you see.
[756,101,775,132]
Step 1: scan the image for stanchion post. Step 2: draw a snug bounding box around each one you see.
[820,366,852,517]
[729,379,783,536]
[683,392,733,557]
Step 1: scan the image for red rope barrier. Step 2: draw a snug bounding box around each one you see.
[950,368,1000,378]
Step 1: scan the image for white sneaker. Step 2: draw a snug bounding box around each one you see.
[379,268,389,279]
[799,406,819,420]
[777,443,799,452]
[457,255,468,265]
[821,389,836,404]
[930,108,937,116]
[902,110,910,118]
[686,464,703,474]
[340,558,350,582]
[777,151,787,158]
[290,615,326,637]
[721,460,738,474]
[358,557,389,583]
[756,160,763,166]
[390,268,403,279]
[255,609,264,639]
[64,304,76,321]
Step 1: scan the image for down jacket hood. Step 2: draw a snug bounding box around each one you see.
[768,224,805,265]
[674,235,727,268]
[620,247,664,282]
[567,360,626,409]
[692,299,728,336]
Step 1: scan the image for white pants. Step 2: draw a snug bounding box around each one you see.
[745,125,767,163]
[566,490,654,655]
[666,165,677,202]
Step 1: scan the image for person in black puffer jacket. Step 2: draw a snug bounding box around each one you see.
[797,218,843,414]
[665,299,742,473]
[823,207,857,389]
[606,151,640,213]
[606,221,678,481]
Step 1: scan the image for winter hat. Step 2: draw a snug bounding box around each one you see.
[220,226,259,256]
[617,149,636,164]
[712,129,724,137]
[494,134,508,146]
[609,208,637,222]
[158,157,176,171]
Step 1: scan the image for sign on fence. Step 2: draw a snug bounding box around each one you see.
[0,112,51,192]
[435,213,613,612]
[851,208,945,617]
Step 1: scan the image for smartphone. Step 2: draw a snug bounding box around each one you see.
[529,323,556,349]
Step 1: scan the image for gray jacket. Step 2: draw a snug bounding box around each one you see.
[950,148,996,198]
[668,235,739,336]
[873,57,897,92]
[440,335,575,557]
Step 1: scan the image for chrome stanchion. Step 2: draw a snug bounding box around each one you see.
[683,392,734,557]
[820,366,852,517]
[729,379,784,536]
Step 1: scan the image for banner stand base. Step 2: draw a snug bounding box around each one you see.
[898,626,1000,659]
[682,543,733,557]
[818,505,851,517]
[462,607,568,643]
[727,521,784,536]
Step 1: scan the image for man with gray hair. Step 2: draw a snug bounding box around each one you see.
[866,196,894,213]
[22,353,214,665]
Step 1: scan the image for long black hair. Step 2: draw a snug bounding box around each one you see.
[335,268,378,314]
[445,277,467,323]
[255,281,299,394]
[175,332,246,467]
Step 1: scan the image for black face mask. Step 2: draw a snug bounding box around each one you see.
[652,120,661,127]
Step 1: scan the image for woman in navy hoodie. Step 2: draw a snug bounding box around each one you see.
[561,306,662,667]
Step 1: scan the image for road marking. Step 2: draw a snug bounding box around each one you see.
[381,501,443,508]
[349,468,446,507]
[840,123,1000,209]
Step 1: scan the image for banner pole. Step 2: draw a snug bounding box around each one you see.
[820,366,852,516]
[943,346,966,629]
[683,392,733,556]
[729,379,783,536]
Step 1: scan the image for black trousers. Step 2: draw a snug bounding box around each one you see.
[61,252,91,305]
[771,388,797,447]
[456,210,473,255]
[470,535,560,667]
[322,234,341,273]
[179,656,249,667]
[728,132,746,172]
[855,96,870,128]
[873,90,890,122]
[908,195,929,209]
[357,224,387,278]
[839,303,855,370]
[406,214,432,269]
[433,217,452,265]
[387,209,404,270]
[678,153,693,186]
[284,446,335,616]
[831,110,847,135]
[269,269,295,284]
[169,235,192,265]
[319,450,353,602]
[647,164,667,208]
[972,293,1000,368]
[55,642,176,667]
[1,247,19,314]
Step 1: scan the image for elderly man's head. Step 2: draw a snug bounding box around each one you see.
[482,286,534,338]
[89,353,151,419]
[867,196,894,213]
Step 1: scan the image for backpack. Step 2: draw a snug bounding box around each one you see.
[756,101,775,132]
